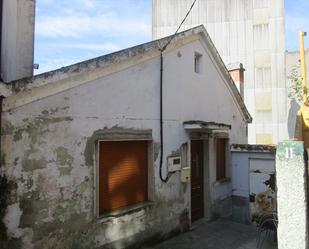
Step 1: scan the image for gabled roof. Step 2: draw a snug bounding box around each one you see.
[4,25,252,123]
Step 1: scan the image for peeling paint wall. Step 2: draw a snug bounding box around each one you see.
[1,39,247,248]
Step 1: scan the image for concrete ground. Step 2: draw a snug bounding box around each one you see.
[148,219,277,249]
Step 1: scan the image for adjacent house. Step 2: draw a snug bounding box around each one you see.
[231,144,276,224]
[0,26,251,249]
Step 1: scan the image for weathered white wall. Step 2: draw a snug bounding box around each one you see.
[153,0,286,144]
[1,37,247,248]
[1,0,35,82]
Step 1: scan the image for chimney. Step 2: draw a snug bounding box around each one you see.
[227,63,245,100]
[1,0,36,82]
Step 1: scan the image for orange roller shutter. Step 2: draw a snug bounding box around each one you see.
[99,141,148,215]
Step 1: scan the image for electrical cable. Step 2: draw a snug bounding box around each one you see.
[158,0,198,182]
[160,0,198,52]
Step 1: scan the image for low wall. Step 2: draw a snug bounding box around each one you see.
[231,144,276,224]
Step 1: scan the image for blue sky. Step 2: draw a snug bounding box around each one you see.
[285,0,309,51]
[34,0,309,74]
[35,0,152,74]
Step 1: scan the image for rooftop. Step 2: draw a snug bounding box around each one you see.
[231,144,277,152]
[2,25,252,123]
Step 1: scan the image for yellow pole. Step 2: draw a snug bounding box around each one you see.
[299,31,308,104]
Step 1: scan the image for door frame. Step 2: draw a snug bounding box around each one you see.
[190,139,204,222]
[189,135,211,224]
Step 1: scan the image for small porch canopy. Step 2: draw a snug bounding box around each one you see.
[183,120,231,133]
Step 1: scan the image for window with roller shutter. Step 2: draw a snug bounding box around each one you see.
[98,140,148,215]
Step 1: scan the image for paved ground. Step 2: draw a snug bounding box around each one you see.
[149,219,277,249]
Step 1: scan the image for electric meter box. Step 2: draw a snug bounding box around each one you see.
[181,167,190,183]
[167,156,181,172]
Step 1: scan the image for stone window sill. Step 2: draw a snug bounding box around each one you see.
[96,201,154,223]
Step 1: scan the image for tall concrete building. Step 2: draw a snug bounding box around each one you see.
[0,0,35,82]
[153,0,286,144]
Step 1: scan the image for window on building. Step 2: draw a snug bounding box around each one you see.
[255,91,272,111]
[216,138,227,181]
[255,110,273,123]
[253,24,269,50]
[194,52,202,74]
[253,0,269,9]
[98,140,148,215]
[256,134,273,144]
[255,67,271,88]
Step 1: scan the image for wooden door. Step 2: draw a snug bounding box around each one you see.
[191,140,204,222]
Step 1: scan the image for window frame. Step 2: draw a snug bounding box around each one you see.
[95,138,154,218]
[253,23,270,50]
[253,0,269,9]
[194,52,203,74]
[255,66,272,88]
[215,136,229,182]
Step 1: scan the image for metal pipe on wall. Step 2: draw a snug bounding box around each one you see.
[159,52,169,182]
[299,31,308,104]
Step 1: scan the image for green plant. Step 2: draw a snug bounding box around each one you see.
[288,66,307,103]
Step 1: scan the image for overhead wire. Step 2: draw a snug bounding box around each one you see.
[159,0,198,182]
[160,0,198,52]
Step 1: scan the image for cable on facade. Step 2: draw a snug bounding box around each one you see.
[159,0,198,182]
[160,0,198,52]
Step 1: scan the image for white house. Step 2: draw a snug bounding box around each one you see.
[0,26,251,249]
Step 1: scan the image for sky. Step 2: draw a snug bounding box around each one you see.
[34,0,309,75]
[285,0,309,51]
